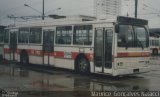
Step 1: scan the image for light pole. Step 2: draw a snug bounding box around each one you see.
[42,0,44,20]
[135,0,138,18]
[24,0,45,20]
[24,1,61,20]
[24,4,42,15]
[24,0,62,20]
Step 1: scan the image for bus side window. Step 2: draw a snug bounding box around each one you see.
[56,26,72,45]
[73,25,92,45]
[29,27,42,44]
[18,28,29,44]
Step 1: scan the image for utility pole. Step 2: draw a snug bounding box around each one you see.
[42,0,45,20]
[135,0,138,18]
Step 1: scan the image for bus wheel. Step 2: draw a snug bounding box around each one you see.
[77,58,90,74]
[20,52,29,65]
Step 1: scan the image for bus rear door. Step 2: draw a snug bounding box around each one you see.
[43,29,54,65]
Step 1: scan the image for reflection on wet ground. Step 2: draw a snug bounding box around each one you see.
[0,64,153,91]
[0,56,159,96]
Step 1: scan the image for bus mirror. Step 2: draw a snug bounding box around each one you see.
[115,25,119,33]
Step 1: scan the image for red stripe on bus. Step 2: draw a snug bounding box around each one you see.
[25,49,43,56]
[4,48,94,60]
[54,51,64,58]
[43,51,54,56]
[117,52,150,57]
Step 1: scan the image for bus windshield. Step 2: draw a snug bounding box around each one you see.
[118,25,149,48]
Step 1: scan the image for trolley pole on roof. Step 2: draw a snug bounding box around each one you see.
[135,0,138,18]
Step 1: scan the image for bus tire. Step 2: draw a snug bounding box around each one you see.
[20,51,29,65]
[76,57,90,74]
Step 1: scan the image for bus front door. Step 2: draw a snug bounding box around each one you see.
[9,31,17,61]
[43,29,54,65]
[94,28,113,73]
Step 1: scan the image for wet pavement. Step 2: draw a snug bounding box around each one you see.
[0,56,159,97]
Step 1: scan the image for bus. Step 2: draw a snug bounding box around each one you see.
[149,28,160,55]
[150,36,160,55]
[3,16,150,76]
[0,25,5,60]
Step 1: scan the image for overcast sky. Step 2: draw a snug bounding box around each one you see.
[0,0,160,28]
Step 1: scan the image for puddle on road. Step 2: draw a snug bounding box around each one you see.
[0,64,152,92]
[150,56,160,65]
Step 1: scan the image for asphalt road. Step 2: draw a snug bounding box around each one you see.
[0,56,159,97]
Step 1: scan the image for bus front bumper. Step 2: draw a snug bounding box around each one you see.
[112,66,150,76]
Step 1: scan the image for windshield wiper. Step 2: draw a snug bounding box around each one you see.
[137,39,144,49]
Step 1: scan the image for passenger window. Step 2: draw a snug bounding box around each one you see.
[73,25,92,45]
[56,26,72,45]
[29,27,42,44]
[18,28,29,43]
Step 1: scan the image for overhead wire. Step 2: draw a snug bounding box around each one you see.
[0,0,44,25]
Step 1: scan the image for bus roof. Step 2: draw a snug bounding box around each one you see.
[6,16,148,29]
[117,16,148,25]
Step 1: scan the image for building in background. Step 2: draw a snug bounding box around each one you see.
[94,0,122,18]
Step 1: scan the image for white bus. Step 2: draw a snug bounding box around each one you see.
[150,36,160,55]
[0,25,5,60]
[3,16,150,76]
